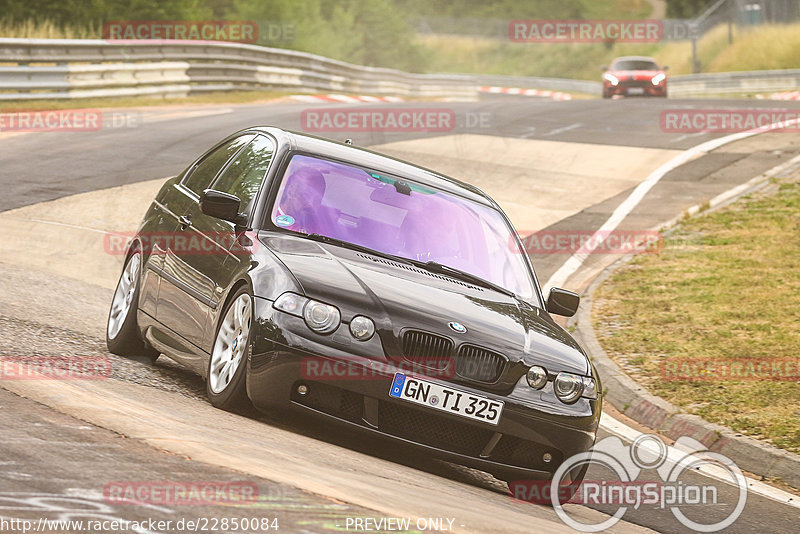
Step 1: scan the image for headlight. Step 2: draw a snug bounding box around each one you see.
[274,292,341,335]
[552,372,598,403]
[554,372,585,404]
[651,73,666,85]
[303,300,341,334]
[603,73,619,86]
[349,315,375,341]
[526,365,548,389]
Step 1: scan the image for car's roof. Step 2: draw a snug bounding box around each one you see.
[244,127,495,207]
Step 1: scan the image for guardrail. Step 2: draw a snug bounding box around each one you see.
[669,69,800,97]
[0,38,477,100]
[1,38,799,101]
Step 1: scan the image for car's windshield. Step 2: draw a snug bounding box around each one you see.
[270,154,535,299]
[612,60,659,71]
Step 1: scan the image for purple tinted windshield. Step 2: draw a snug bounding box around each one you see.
[270,154,534,298]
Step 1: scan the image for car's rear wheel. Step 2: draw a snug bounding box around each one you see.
[106,250,159,361]
[207,287,253,412]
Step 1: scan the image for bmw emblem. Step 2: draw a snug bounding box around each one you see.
[448,321,467,334]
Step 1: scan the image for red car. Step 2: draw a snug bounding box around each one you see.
[602,56,668,98]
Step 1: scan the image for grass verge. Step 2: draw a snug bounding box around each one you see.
[593,174,800,453]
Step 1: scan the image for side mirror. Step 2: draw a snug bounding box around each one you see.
[546,287,580,317]
[200,189,246,225]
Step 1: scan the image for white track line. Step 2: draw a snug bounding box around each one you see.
[543,117,800,293]
[540,118,800,508]
[601,413,799,508]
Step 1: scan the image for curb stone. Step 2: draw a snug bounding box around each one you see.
[570,249,800,491]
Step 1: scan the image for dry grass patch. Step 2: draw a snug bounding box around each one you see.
[594,175,800,453]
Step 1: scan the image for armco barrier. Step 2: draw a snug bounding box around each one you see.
[0,38,477,100]
[1,38,799,100]
[669,69,800,97]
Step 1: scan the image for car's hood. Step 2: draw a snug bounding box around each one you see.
[261,233,589,375]
[610,69,662,81]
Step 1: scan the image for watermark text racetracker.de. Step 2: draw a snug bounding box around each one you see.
[0,356,111,380]
[302,356,457,381]
[103,481,258,506]
[300,107,491,133]
[104,20,259,43]
[661,357,800,381]
[0,110,141,133]
[661,109,800,133]
[513,229,663,255]
[509,20,663,43]
[103,231,259,256]
[0,517,279,533]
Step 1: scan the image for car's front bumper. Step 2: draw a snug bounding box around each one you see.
[246,299,601,481]
[605,81,666,97]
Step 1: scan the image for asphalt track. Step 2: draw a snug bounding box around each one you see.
[1,96,799,533]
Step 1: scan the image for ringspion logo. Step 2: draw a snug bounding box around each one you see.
[510,434,747,532]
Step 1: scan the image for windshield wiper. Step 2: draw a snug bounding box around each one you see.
[304,233,415,266]
[416,260,517,298]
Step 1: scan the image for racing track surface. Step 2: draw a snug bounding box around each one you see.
[1,96,800,533]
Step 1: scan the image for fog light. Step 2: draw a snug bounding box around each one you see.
[543,453,552,463]
[526,365,548,389]
[349,315,375,341]
[297,384,308,396]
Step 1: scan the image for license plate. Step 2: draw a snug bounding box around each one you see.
[627,87,645,95]
[389,373,504,425]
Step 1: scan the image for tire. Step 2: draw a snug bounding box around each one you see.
[602,91,611,99]
[106,250,160,361]
[554,462,589,505]
[206,286,253,412]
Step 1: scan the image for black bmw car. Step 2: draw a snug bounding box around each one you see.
[107,126,601,486]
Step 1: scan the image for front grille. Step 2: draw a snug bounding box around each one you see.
[293,382,362,423]
[456,345,506,382]
[378,400,492,456]
[491,435,563,471]
[401,330,453,371]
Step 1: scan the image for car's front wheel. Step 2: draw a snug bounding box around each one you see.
[106,250,159,361]
[207,287,253,412]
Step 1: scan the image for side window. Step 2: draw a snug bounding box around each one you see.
[182,135,254,195]
[211,135,275,215]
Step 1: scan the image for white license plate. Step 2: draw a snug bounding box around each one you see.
[389,373,504,425]
[627,87,645,95]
